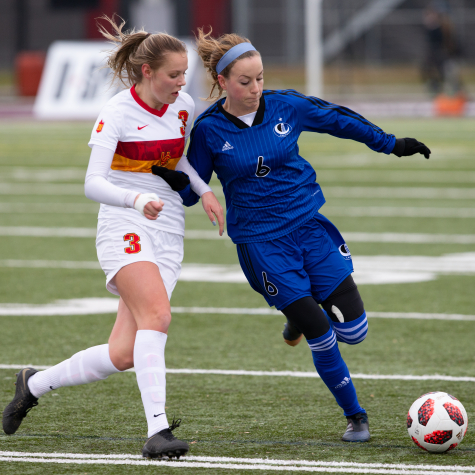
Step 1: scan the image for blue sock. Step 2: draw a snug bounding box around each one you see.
[307,328,365,417]
[332,311,368,345]
[321,308,343,342]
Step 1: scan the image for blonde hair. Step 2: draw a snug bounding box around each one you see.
[98,15,187,87]
[195,27,260,100]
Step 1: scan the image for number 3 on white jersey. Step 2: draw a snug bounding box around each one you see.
[255,156,271,178]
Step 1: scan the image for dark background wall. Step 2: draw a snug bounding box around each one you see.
[0,0,474,70]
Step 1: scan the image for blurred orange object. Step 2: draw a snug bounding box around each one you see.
[434,93,467,116]
[15,51,46,97]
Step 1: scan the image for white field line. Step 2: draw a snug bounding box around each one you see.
[0,453,473,475]
[0,457,469,474]
[322,206,475,218]
[0,203,98,214]
[0,183,84,195]
[3,226,475,244]
[0,226,97,238]
[318,170,475,184]
[1,203,475,218]
[0,168,86,182]
[2,182,475,200]
[2,167,475,184]
[1,298,475,322]
[0,259,101,269]
[0,364,474,382]
[323,186,475,200]
[342,232,475,244]
[2,254,475,287]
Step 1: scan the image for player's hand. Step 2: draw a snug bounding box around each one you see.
[134,193,164,220]
[143,199,164,220]
[151,165,190,191]
[392,138,431,159]
[201,191,225,236]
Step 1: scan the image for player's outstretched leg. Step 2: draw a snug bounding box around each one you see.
[307,327,369,442]
[142,419,189,459]
[2,368,39,435]
[283,296,370,442]
[2,345,121,435]
[282,318,303,346]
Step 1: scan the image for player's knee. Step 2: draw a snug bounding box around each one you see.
[321,275,364,323]
[135,303,172,332]
[322,275,368,345]
[148,309,172,331]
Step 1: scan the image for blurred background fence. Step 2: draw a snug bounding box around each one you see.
[0,0,474,115]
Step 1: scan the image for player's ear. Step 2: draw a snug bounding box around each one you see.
[217,74,227,91]
[142,64,153,80]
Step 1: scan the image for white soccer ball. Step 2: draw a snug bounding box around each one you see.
[407,391,468,453]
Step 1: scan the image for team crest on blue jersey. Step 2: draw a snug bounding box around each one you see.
[339,244,351,259]
[273,121,292,137]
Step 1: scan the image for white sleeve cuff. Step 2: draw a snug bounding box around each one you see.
[175,155,212,197]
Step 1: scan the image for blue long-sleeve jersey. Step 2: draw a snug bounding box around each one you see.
[184,89,396,244]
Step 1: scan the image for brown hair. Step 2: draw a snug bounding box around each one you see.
[195,27,260,100]
[98,15,187,87]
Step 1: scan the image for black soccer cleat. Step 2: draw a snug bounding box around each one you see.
[142,419,189,459]
[2,367,39,435]
[283,319,303,347]
[341,412,370,442]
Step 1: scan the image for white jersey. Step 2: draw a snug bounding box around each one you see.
[88,86,195,235]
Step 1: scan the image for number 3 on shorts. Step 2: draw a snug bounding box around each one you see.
[124,233,141,254]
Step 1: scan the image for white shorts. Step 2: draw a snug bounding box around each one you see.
[96,217,184,299]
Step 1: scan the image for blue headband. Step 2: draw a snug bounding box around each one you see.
[216,43,257,74]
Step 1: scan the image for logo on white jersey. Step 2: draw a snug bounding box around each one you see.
[273,121,292,137]
[222,141,234,151]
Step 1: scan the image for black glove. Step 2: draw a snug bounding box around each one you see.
[392,138,431,159]
[151,166,190,192]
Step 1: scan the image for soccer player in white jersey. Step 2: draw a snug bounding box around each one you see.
[2,16,223,459]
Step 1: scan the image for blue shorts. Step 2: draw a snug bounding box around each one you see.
[236,213,353,310]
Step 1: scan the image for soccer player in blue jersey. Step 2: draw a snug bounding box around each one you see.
[182,29,431,442]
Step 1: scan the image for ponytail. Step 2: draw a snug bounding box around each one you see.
[98,15,187,87]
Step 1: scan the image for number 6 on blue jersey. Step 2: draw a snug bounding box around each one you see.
[255,156,271,177]
[262,271,278,296]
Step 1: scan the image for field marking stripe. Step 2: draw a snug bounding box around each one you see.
[323,207,475,218]
[0,364,474,382]
[3,451,475,471]
[2,183,475,199]
[3,227,475,244]
[0,203,98,214]
[1,203,475,218]
[1,458,468,474]
[1,298,475,321]
[322,186,475,200]
[0,455,472,474]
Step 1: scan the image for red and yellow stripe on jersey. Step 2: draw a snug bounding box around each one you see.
[111,137,185,173]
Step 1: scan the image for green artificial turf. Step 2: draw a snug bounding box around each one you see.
[0,118,474,473]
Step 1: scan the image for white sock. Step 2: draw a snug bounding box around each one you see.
[27,344,120,398]
[134,330,169,437]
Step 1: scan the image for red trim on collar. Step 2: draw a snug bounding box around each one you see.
[130,85,169,117]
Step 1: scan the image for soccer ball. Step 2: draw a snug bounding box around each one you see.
[407,392,468,453]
